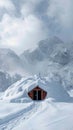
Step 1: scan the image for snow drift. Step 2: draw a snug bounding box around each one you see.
[1,75,72,103]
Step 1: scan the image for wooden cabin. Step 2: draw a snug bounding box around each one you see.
[28,86,47,101]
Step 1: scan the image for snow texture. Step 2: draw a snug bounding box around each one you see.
[0,75,73,130]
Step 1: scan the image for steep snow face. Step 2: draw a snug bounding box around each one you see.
[0,48,26,75]
[1,75,72,103]
[20,36,73,92]
[20,37,66,74]
[20,37,63,64]
[0,48,29,92]
[20,37,65,75]
[21,37,73,66]
[0,71,22,92]
[51,47,70,65]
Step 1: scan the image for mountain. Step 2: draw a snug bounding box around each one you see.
[21,36,73,66]
[0,71,22,91]
[20,37,64,74]
[0,48,28,91]
[20,36,63,63]
[0,48,26,75]
[0,36,73,91]
[20,36,73,91]
[20,37,67,74]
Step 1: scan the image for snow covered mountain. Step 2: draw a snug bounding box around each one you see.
[0,71,22,91]
[20,37,68,75]
[21,36,63,62]
[0,36,73,92]
[20,36,73,91]
[21,37,62,61]
[0,48,26,75]
[0,48,28,91]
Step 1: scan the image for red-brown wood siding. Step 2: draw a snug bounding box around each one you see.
[28,86,47,100]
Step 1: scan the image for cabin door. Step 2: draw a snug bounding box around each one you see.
[33,90,41,100]
[38,90,41,100]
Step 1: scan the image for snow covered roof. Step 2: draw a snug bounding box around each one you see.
[26,77,48,92]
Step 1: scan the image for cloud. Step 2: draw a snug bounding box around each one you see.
[0,0,15,21]
[21,2,34,17]
[0,13,47,53]
[46,0,73,41]
[0,0,15,10]
[0,0,50,53]
[0,0,73,53]
[47,0,73,28]
[21,0,47,17]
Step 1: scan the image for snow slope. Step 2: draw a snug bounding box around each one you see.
[0,75,73,130]
[12,102,73,130]
[0,48,28,91]
[0,48,26,75]
[0,101,73,130]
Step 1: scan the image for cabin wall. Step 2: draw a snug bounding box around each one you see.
[28,86,47,100]
[28,91,33,99]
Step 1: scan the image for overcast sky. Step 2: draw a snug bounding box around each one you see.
[0,0,73,54]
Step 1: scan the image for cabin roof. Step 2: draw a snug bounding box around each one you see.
[26,78,48,92]
[28,86,47,93]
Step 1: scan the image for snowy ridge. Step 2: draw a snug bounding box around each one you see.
[0,48,26,75]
